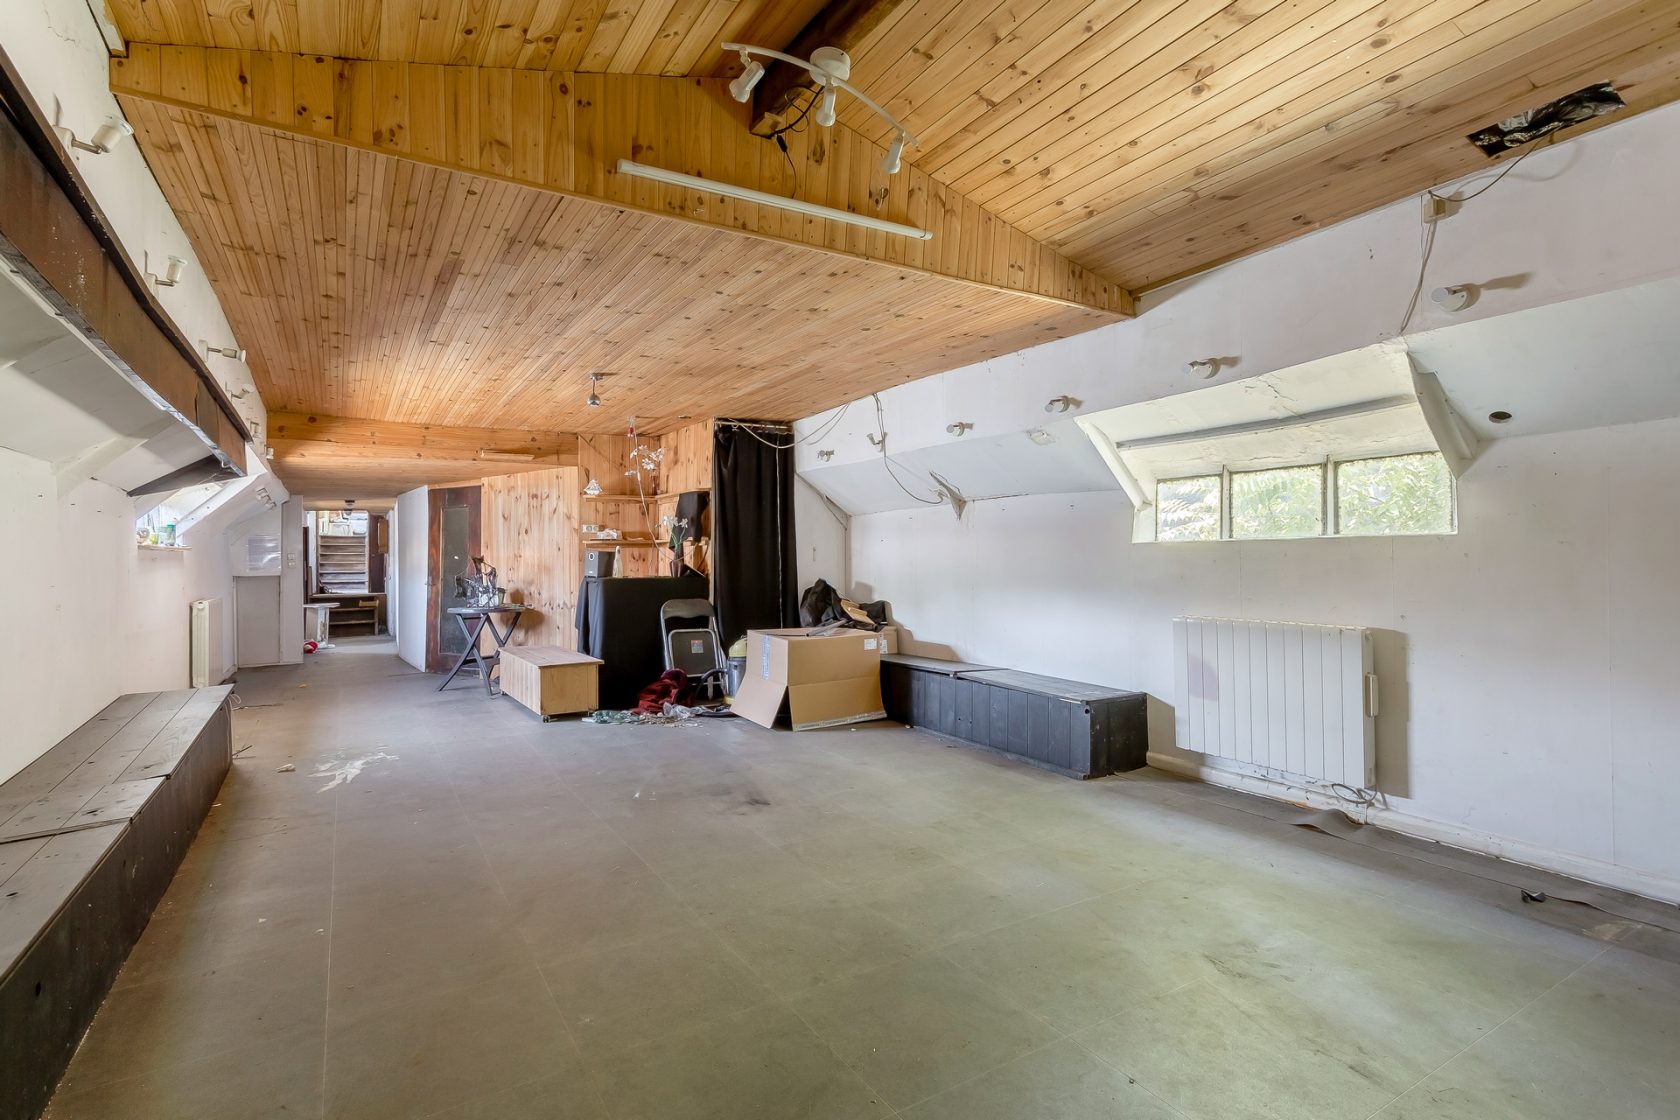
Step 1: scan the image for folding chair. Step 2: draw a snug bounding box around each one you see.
[660,598,728,703]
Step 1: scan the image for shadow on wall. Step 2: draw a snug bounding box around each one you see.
[1370,627,1411,799]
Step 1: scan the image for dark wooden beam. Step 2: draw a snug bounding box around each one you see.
[0,47,250,470]
[750,0,911,133]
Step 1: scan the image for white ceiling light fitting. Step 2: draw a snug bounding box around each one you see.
[205,343,246,362]
[148,254,187,288]
[617,161,932,241]
[1045,395,1078,413]
[1186,358,1220,379]
[1431,285,1473,313]
[722,42,918,176]
[817,449,835,461]
[945,421,974,436]
[59,117,133,155]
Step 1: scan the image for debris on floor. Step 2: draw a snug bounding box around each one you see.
[314,750,398,792]
[275,763,295,773]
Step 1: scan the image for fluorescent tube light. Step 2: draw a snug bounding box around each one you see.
[616,160,933,242]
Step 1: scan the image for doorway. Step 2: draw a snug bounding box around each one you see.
[425,485,482,672]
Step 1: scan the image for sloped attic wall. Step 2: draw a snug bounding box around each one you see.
[796,104,1680,903]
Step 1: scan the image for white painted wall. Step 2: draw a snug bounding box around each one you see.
[793,476,850,596]
[0,0,267,445]
[796,101,1680,516]
[804,106,1680,902]
[395,487,430,671]
[0,447,237,783]
[849,417,1680,900]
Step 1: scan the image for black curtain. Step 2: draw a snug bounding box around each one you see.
[712,421,798,647]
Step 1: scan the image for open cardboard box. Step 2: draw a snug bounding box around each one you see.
[731,628,886,731]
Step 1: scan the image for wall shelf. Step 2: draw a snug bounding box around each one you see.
[137,544,190,552]
[581,538,658,549]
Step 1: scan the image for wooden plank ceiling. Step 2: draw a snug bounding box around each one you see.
[107,0,1680,489]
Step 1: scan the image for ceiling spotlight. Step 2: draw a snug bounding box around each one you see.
[728,56,765,103]
[1430,285,1473,313]
[945,421,973,436]
[586,371,605,408]
[1186,358,1219,378]
[61,117,133,155]
[206,343,246,362]
[813,84,838,128]
[149,255,187,288]
[883,133,906,175]
[1044,395,1076,413]
[720,43,919,172]
[817,449,835,461]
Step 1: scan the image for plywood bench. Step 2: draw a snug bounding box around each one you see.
[500,646,602,721]
[0,687,232,1120]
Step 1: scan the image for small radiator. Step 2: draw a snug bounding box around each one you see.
[1173,617,1376,787]
[190,598,224,687]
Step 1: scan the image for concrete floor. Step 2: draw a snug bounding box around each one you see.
[44,638,1680,1119]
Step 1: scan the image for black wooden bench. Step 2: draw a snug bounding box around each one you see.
[881,655,1147,778]
[0,687,232,1120]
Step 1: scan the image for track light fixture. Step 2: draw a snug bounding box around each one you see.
[60,117,133,154]
[205,343,246,362]
[945,421,973,436]
[721,42,920,173]
[883,132,907,175]
[149,255,187,288]
[728,55,766,102]
[813,84,838,128]
[1044,395,1076,413]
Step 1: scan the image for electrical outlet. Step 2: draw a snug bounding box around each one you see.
[1421,194,1454,223]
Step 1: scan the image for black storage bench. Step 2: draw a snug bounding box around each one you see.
[881,655,1146,778]
[0,687,232,1120]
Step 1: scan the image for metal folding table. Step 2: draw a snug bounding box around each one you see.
[437,605,527,694]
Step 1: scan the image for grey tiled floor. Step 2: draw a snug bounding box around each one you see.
[45,639,1680,1119]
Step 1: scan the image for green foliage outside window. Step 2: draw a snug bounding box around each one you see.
[1335,453,1455,535]
[1230,465,1323,539]
[1156,475,1220,541]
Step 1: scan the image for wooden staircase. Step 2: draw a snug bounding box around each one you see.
[316,534,368,595]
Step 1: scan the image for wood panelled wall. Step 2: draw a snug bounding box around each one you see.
[479,467,582,651]
[479,420,712,653]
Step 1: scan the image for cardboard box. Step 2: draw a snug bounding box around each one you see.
[879,625,900,655]
[732,628,886,730]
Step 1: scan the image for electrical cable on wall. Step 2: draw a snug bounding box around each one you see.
[1398,136,1550,336]
[872,393,944,506]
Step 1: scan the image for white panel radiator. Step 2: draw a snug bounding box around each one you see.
[190,597,224,687]
[1173,617,1377,787]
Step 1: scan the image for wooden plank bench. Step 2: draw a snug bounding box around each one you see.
[0,687,232,1120]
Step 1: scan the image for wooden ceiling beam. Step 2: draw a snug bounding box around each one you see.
[745,0,912,127]
[268,412,580,497]
[109,45,1131,318]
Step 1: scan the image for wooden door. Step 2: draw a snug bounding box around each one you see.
[425,485,482,672]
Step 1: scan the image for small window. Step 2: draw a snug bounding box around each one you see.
[1335,452,1455,536]
[1156,475,1221,542]
[1230,465,1324,539]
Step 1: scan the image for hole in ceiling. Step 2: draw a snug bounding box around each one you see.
[1488,410,1513,424]
[1467,83,1625,156]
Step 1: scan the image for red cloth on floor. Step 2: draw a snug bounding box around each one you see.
[633,669,689,714]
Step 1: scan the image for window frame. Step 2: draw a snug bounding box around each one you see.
[1226,461,1327,541]
[1330,450,1458,537]
[1148,451,1456,543]
[1153,472,1224,543]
